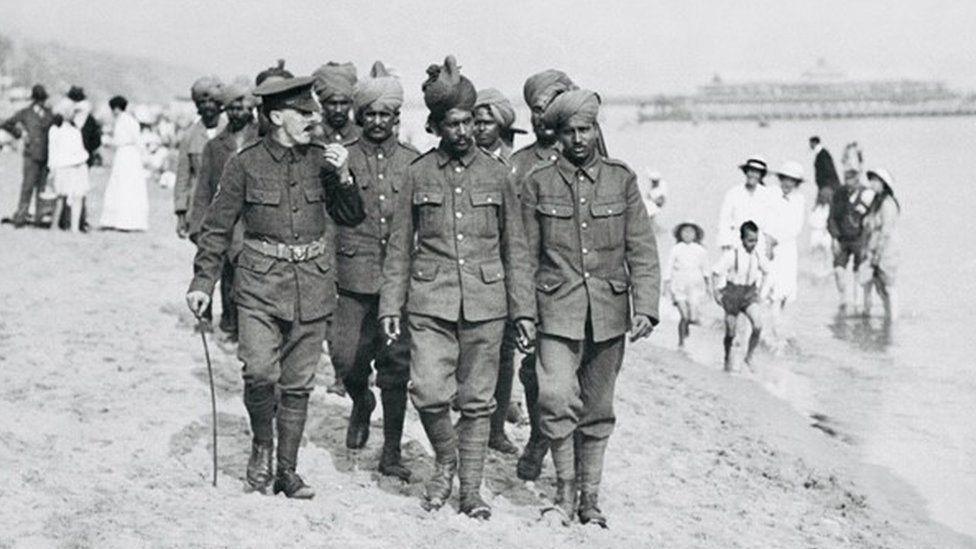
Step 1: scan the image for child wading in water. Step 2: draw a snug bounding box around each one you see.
[664,222,711,347]
[712,221,769,372]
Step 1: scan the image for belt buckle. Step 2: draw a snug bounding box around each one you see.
[288,245,307,262]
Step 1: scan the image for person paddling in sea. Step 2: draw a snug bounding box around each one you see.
[664,222,711,348]
[713,220,768,372]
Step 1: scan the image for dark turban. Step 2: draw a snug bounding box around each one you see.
[353,61,403,113]
[475,88,516,129]
[313,62,357,100]
[255,59,293,87]
[541,89,601,129]
[191,76,223,103]
[523,69,576,110]
[422,55,476,120]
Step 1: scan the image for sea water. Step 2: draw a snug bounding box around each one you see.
[402,107,976,537]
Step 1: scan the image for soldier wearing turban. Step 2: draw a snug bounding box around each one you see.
[312,62,361,144]
[174,76,226,251]
[473,88,524,162]
[331,59,420,483]
[522,87,659,528]
[379,55,535,520]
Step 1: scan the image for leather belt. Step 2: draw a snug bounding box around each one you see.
[244,237,327,263]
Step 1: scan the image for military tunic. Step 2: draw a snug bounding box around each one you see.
[331,135,419,390]
[189,136,365,393]
[521,154,660,439]
[174,117,226,216]
[319,121,362,145]
[379,146,534,416]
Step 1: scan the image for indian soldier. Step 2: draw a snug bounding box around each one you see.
[312,62,362,145]
[187,83,260,341]
[521,90,660,527]
[185,77,365,499]
[2,84,53,228]
[473,88,524,163]
[510,69,577,480]
[331,61,418,481]
[174,76,226,241]
[379,56,535,519]
[470,87,525,455]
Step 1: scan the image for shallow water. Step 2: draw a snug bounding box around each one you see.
[400,107,976,537]
[602,111,976,538]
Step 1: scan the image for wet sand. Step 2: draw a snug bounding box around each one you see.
[0,153,972,548]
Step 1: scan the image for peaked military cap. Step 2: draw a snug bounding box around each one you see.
[253,76,320,113]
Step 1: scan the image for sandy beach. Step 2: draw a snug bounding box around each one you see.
[0,153,972,548]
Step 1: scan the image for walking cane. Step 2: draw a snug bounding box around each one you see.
[194,312,219,487]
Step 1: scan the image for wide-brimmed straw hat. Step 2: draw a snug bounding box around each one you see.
[673,222,704,242]
[774,160,805,183]
[738,155,768,176]
[866,168,894,189]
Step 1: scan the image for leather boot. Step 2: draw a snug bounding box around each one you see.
[457,416,491,519]
[345,382,376,449]
[419,410,457,510]
[541,435,576,525]
[516,357,549,480]
[577,435,609,528]
[273,393,315,499]
[243,383,276,492]
[377,387,412,481]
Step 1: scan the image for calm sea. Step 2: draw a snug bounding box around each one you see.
[403,107,976,538]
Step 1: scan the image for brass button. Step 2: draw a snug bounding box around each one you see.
[454,166,463,173]
[380,217,387,224]
[378,174,385,180]
[580,197,587,204]
[458,258,466,266]
[584,272,591,278]
[455,187,463,194]
[455,212,462,219]
[582,248,589,254]
[456,234,464,241]
[377,152,384,159]
[581,222,588,229]
[292,206,299,212]
[379,194,386,201]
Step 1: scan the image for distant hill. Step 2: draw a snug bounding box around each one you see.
[0,31,201,104]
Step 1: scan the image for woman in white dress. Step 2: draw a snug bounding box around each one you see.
[765,161,807,342]
[99,95,149,231]
[47,99,91,232]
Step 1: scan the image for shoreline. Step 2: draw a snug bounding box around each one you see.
[0,156,972,547]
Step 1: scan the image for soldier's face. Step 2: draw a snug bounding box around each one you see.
[436,108,474,155]
[557,120,597,165]
[360,107,397,143]
[271,107,322,146]
[225,99,253,131]
[322,94,353,129]
[473,106,501,150]
[530,105,555,140]
[196,98,221,125]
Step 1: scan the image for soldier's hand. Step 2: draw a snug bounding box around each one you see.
[186,291,211,318]
[381,315,401,342]
[176,213,189,239]
[629,314,655,342]
[515,318,537,353]
[323,144,350,175]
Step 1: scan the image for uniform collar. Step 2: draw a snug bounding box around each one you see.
[435,143,478,168]
[556,153,601,183]
[263,135,300,162]
[359,134,398,158]
[533,141,560,162]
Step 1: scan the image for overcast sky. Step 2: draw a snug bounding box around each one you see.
[2,0,974,100]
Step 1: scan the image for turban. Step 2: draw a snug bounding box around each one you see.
[313,62,357,100]
[219,82,257,108]
[541,89,601,130]
[190,76,223,103]
[256,60,293,87]
[523,69,576,110]
[475,88,516,129]
[353,61,404,113]
[422,55,476,119]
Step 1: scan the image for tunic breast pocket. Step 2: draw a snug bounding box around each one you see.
[536,203,575,249]
[303,181,325,203]
[413,190,444,236]
[244,185,282,229]
[470,190,502,237]
[590,200,626,250]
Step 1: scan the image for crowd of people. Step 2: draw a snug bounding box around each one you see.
[0,84,199,232]
[1,55,902,529]
[661,136,901,370]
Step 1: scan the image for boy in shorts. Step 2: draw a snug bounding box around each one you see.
[712,221,768,372]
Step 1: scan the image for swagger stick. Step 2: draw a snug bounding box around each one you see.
[195,314,219,487]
